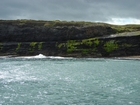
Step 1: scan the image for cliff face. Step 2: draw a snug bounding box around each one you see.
[0,20,140,57]
[0,21,115,42]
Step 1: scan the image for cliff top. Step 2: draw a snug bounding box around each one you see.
[0,20,140,57]
[0,19,140,33]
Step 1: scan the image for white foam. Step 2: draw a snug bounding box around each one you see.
[46,56,65,59]
[34,54,47,58]
[15,54,73,59]
[15,54,47,59]
[0,54,74,60]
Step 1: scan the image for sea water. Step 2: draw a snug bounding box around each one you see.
[0,55,140,105]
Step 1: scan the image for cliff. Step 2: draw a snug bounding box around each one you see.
[0,20,140,57]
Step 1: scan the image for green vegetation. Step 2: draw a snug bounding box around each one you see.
[57,43,66,49]
[29,42,37,52]
[120,43,139,49]
[58,44,62,49]
[29,42,43,52]
[38,42,43,50]
[104,40,118,52]
[94,38,99,46]
[1,20,140,34]
[44,20,98,27]
[66,40,77,53]
[121,43,132,48]
[57,38,100,55]
[0,19,100,27]
[30,42,37,47]
[81,49,89,55]
[0,20,140,57]
[81,38,99,46]
[112,31,140,36]
[111,25,140,33]
[16,43,21,51]
[82,39,93,46]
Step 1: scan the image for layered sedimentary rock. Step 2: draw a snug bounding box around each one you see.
[0,20,140,57]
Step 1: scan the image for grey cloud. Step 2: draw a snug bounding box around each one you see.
[0,0,140,22]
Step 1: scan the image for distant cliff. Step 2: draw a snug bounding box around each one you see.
[0,20,140,57]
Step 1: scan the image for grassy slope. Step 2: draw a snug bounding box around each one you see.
[0,19,140,33]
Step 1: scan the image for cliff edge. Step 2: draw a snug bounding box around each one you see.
[0,20,140,57]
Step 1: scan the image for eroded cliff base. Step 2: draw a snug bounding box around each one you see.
[0,20,140,57]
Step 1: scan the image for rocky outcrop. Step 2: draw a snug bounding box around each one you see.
[0,21,115,42]
[0,20,140,57]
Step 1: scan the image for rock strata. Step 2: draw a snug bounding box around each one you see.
[0,20,140,57]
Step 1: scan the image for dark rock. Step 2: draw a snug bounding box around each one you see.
[0,20,140,57]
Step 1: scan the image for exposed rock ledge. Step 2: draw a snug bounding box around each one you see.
[0,20,140,57]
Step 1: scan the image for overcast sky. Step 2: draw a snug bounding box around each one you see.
[0,0,140,24]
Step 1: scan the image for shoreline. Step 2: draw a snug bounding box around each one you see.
[116,56,140,60]
[0,54,140,60]
[0,20,140,60]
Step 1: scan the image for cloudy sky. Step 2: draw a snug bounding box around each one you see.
[0,0,140,24]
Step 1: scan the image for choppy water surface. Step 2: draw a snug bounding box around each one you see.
[0,56,140,105]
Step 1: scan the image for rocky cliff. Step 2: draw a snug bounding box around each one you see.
[0,20,140,57]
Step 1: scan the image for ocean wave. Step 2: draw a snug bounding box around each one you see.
[0,54,140,61]
[16,54,73,59]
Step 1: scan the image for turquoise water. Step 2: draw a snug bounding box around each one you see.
[0,56,140,105]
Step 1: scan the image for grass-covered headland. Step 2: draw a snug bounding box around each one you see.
[0,20,140,57]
